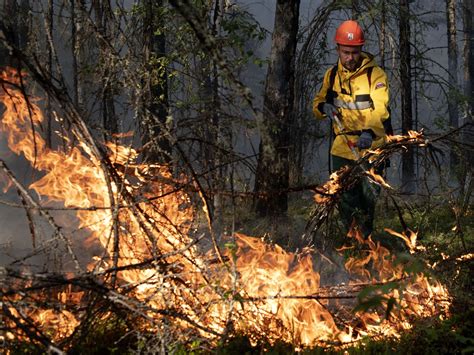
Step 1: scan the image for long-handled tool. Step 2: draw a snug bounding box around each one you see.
[327,108,360,160]
[326,108,378,198]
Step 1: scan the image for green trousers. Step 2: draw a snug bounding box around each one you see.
[332,155,382,238]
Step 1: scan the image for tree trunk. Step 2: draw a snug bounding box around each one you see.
[196,0,226,238]
[93,0,117,136]
[141,0,172,163]
[399,0,416,193]
[72,0,85,113]
[44,0,53,148]
[210,0,227,238]
[462,0,474,167]
[254,0,300,217]
[447,0,459,171]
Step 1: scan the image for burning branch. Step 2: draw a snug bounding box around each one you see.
[303,128,470,245]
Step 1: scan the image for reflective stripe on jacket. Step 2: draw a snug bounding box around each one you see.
[313,52,390,160]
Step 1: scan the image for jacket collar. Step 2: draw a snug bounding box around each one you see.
[338,52,375,78]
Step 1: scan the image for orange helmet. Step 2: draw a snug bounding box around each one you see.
[335,20,365,46]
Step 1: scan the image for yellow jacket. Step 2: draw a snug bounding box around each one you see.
[313,52,390,160]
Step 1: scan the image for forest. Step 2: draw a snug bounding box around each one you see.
[0,0,472,353]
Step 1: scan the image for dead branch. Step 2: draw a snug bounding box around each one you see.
[303,126,473,244]
[0,159,83,272]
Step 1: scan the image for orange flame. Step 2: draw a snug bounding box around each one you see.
[0,68,450,349]
[343,228,450,336]
[313,169,346,204]
[366,168,392,189]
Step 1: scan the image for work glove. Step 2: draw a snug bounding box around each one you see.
[357,131,373,149]
[322,103,338,118]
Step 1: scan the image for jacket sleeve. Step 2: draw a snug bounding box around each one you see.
[365,66,390,137]
[312,68,332,120]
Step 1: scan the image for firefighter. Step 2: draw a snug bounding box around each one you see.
[313,20,391,238]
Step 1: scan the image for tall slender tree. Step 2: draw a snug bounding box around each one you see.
[462,0,474,166]
[71,0,85,113]
[254,0,300,217]
[195,0,226,237]
[446,0,459,171]
[93,0,118,136]
[45,0,54,148]
[399,0,416,193]
[141,0,172,163]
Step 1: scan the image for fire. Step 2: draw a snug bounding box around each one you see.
[366,168,392,189]
[0,68,451,350]
[0,67,202,342]
[385,228,425,253]
[386,130,424,143]
[314,169,346,204]
[223,234,344,345]
[343,228,450,337]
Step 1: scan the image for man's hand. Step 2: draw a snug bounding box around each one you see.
[322,103,338,118]
[357,131,373,149]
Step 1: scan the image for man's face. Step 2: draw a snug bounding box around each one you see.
[337,44,362,72]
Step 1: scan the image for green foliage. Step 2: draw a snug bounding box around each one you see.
[368,309,474,355]
[354,281,400,317]
[4,340,44,354]
[68,313,134,354]
[215,335,297,355]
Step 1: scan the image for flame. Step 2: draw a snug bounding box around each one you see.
[366,168,392,189]
[384,228,425,253]
[0,68,451,349]
[386,130,424,144]
[313,169,345,204]
[343,228,450,336]
[0,67,202,342]
[224,234,344,344]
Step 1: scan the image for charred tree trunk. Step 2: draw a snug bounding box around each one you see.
[72,0,85,113]
[462,0,474,167]
[399,0,416,193]
[45,0,54,148]
[254,0,300,217]
[141,0,172,163]
[447,0,459,171]
[93,0,117,136]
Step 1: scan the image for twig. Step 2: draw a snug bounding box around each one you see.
[0,159,83,272]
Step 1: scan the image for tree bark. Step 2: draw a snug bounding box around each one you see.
[254,0,300,217]
[45,0,54,148]
[93,0,118,136]
[446,0,459,171]
[210,0,227,238]
[462,0,474,167]
[71,0,85,113]
[141,0,172,163]
[399,0,416,193]
[196,0,226,238]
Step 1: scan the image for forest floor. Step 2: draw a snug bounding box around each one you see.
[5,187,472,354]
[211,189,474,354]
